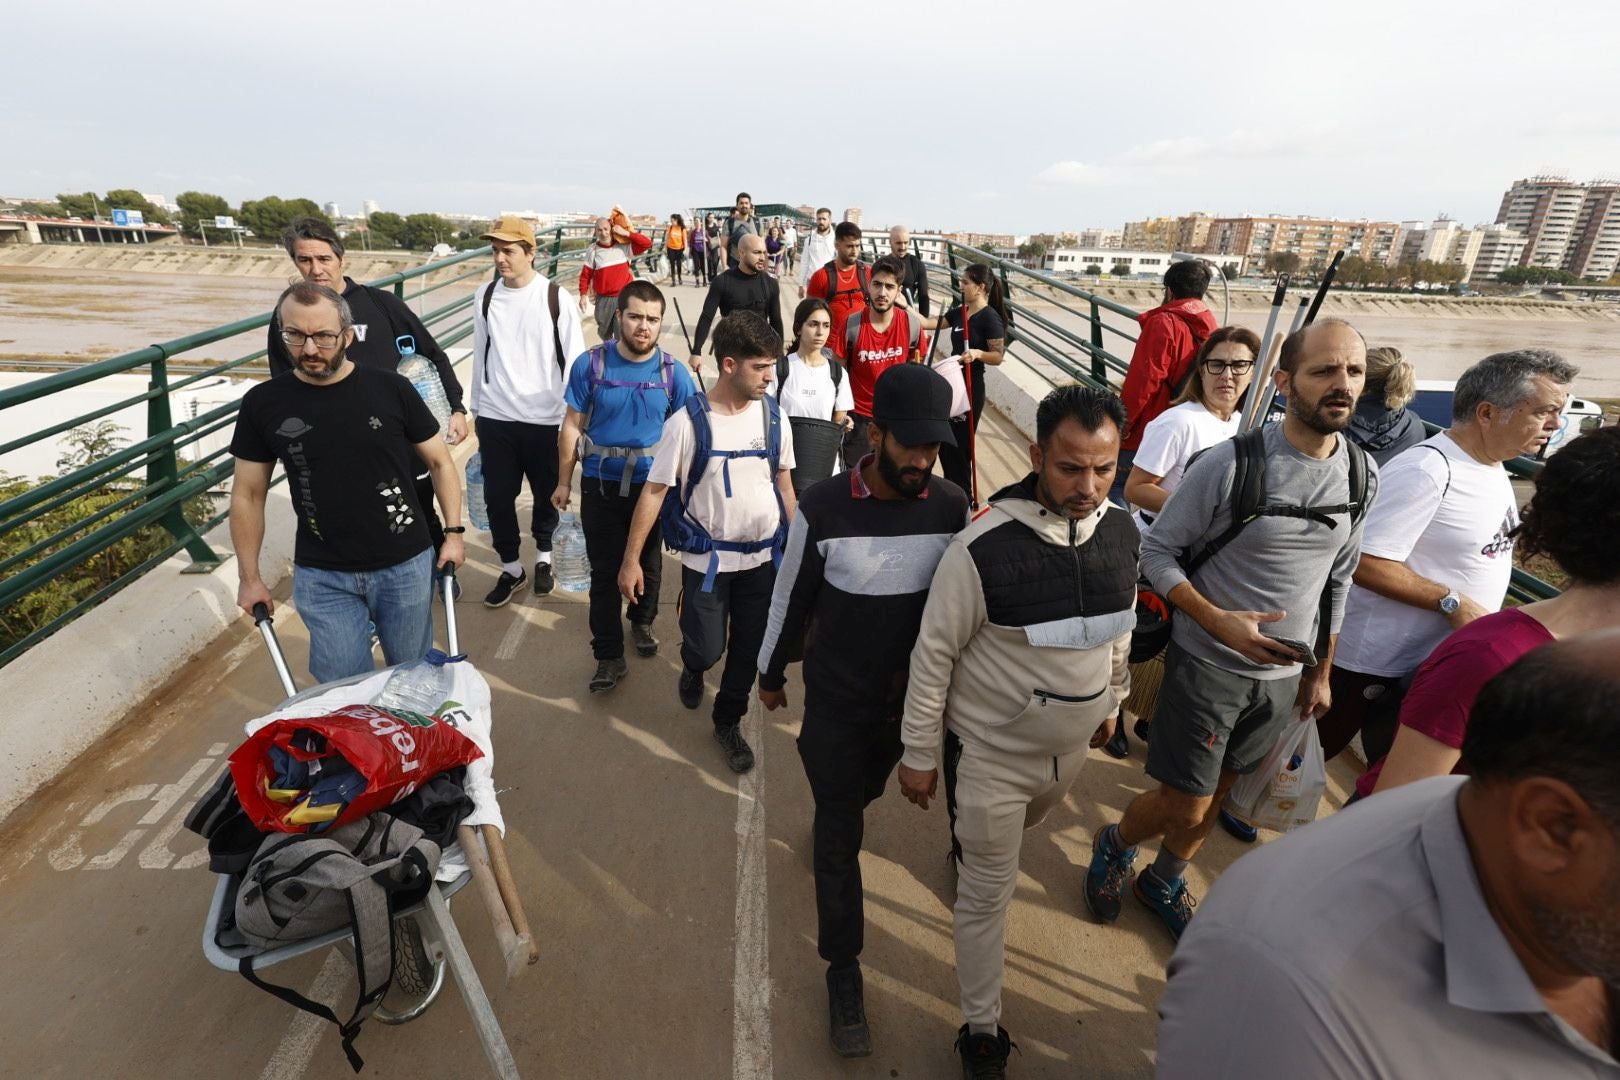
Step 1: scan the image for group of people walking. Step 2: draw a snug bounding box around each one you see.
[228,212,1618,1079]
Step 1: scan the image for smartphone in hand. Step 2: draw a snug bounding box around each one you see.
[1261,632,1318,667]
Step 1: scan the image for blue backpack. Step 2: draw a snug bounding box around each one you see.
[578,344,678,496]
[659,394,788,592]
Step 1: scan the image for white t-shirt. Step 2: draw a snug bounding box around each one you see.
[1334,431,1519,677]
[648,398,797,574]
[469,275,585,425]
[1129,401,1241,533]
[769,353,854,422]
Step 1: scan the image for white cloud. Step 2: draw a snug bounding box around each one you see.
[1034,161,1112,187]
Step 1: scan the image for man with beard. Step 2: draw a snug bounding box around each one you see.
[797,208,837,299]
[1158,631,1620,1079]
[756,364,969,1059]
[887,224,931,316]
[579,214,653,341]
[831,255,924,469]
[1085,319,1378,942]
[721,191,758,271]
[691,233,785,373]
[898,384,1139,1076]
[231,281,466,683]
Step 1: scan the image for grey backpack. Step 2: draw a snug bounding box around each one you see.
[234,813,441,1071]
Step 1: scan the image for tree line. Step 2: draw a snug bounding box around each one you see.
[14,190,494,253]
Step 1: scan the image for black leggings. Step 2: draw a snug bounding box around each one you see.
[667,249,684,284]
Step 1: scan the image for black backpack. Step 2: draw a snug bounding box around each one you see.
[820,260,871,307]
[776,349,844,393]
[1182,428,1371,657]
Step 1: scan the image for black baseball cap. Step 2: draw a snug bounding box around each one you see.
[871,363,956,447]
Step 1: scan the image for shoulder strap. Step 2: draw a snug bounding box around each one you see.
[855,262,871,304]
[1345,437,1371,524]
[845,311,863,358]
[480,280,495,366]
[777,353,791,388]
[549,281,565,376]
[1184,429,1267,578]
[683,395,712,494]
[1412,440,1451,500]
[822,348,844,389]
[822,260,838,295]
[763,394,782,471]
[897,308,917,357]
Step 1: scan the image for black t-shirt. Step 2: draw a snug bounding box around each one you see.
[231,365,438,571]
[946,305,1007,411]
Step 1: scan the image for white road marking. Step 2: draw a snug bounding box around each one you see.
[493,597,539,661]
[732,704,772,1080]
[258,952,349,1080]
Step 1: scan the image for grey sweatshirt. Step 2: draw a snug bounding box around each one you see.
[1140,424,1379,680]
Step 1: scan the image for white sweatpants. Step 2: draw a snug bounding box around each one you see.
[951,736,1089,1029]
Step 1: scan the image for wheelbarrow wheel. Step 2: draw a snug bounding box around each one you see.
[373,913,447,1024]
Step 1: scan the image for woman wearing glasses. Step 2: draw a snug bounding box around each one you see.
[1123,326,1261,533]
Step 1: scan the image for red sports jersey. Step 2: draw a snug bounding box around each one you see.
[808,264,868,360]
[847,311,920,417]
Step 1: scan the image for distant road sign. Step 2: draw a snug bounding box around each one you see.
[214,215,237,229]
[111,209,145,227]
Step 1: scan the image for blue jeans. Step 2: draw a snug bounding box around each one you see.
[1109,447,1136,508]
[293,548,434,685]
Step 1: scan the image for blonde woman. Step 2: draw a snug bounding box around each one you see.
[1346,346,1423,465]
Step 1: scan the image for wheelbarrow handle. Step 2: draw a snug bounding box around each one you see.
[252,603,298,699]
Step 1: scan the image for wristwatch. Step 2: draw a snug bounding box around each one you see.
[443,526,467,535]
[1437,589,1461,615]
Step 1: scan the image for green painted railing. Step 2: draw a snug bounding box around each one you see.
[0,223,662,665]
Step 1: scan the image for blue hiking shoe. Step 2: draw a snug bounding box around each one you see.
[1133,869,1198,941]
[1083,829,1138,924]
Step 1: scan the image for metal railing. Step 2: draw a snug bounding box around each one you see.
[0,223,662,665]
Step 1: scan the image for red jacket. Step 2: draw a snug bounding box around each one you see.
[1119,297,1219,450]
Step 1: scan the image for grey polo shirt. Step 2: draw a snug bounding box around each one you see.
[1158,776,1619,1078]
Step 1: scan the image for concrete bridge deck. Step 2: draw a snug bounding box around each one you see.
[0,279,1358,1079]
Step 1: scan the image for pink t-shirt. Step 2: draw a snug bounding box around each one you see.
[1356,607,1555,798]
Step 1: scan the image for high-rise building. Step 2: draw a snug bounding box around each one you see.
[1568,182,1620,280]
[323,201,341,220]
[1175,213,1214,253]
[1470,223,1529,281]
[1122,216,1180,251]
[1198,215,1403,266]
[362,199,382,217]
[842,207,862,225]
[1496,176,1587,270]
[1077,227,1123,249]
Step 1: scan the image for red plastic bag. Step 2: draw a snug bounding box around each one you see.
[230,705,484,834]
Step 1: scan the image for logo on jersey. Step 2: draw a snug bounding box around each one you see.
[1481,510,1518,558]
[369,416,382,430]
[353,323,369,342]
[378,479,416,534]
[274,417,314,440]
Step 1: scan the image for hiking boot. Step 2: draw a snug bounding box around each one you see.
[483,569,527,608]
[1134,869,1198,941]
[954,1024,1016,1079]
[630,623,659,658]
[678,667,703,709]
[714,723,755,773]
[534,561,555,596]
[1218,808,1258,843]
[589,657,628,694]
[1083,828,1138,924]
[825,965,871,1058]
[1103,724,1130,760]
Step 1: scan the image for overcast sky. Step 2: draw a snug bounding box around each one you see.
[7,1,1618,235]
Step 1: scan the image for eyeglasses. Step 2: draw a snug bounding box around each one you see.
[1201,359,1255,375]
[279,329,343,350]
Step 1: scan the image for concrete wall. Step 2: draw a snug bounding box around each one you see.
[0,486,297,822]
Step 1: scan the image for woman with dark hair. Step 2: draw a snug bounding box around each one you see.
[665,213,687,286]
[769,298,853,493]
[911,263,1009,503]
[1357,425,1620,799]
[688,213,708,286]
[1346,346,1425,465]
[765,225,785,277]
[1123,326,1259,533]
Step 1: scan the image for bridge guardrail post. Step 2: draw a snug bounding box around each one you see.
[146,352,221,570]
[1089,298,1107,385]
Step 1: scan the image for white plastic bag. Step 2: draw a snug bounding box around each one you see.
[1223,710,1325,833]
[931,354,972,419]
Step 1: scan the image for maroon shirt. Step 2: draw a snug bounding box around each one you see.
[1356,607,1554,797]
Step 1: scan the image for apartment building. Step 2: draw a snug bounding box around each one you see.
[1567,182,1620,280]
[1471,223,1530,281]
[1496,176,1588,270]
[1199,215,1403,266]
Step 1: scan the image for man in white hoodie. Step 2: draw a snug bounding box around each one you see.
[471,215,587,607]
[899,384,1138,1078]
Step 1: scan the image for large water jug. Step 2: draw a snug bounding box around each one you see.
[372,649,456,717]
[396,336,451,434]
[465,452,490,531]
[551,512,591,592]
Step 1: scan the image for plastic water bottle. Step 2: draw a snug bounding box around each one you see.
[397,340,451,435]
[465,452,490,531]
[373,650,455,717]
[551,512,591,592]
